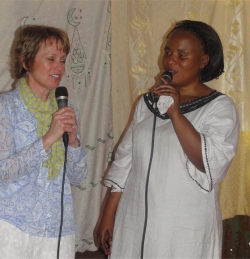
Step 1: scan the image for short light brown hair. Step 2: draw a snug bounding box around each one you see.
[14,25,70,79]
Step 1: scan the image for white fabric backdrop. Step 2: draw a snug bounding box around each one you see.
[0,0,112,253]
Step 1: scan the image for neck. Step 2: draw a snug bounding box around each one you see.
[26,79,50,102]
[178,83,212,104]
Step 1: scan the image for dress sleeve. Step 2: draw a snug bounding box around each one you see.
[104,97,144,192]
[186,95,240,193]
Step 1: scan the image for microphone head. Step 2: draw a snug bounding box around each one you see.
[55,86,68,109]
[161,71,172,83]
[55,86,68,98]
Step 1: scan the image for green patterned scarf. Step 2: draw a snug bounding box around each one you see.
[18,77,64,179]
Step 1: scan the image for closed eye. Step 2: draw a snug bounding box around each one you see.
[164,50,171,56]
[179,53,186,58]
[178,50,188,59]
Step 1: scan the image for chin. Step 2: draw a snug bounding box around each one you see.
[50,83,61,90]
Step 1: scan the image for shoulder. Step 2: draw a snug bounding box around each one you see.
[0,89,27,122]
[0,88,21,108]
[210,92,238,113]
[0,88,18,99]
[204,92,239,129]
[215,92,235,103]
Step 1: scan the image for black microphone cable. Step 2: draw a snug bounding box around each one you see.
[140,102,157,259]
[140,71,172,258]
[57,140,68,259]
[55,86,69,259]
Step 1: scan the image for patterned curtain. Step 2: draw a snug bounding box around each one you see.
[111,0,250,256]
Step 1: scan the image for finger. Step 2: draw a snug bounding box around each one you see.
[156,87,175,95]
[160,77,169,85]
[59,106,74,112]
[59,114,77,127]
[100,240,109,255]
[97,233,106,248]
[155,84,172,91]
[154,89,170,96]
[61,113,76,121]
[101,233,112,255]
[57,107,76,118]
[63,125,77,135]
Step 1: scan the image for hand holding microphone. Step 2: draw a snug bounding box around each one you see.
[55,87,79,148]
[42,87,76,152]
[155,71,174,114]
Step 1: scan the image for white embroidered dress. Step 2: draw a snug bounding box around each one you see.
[105,91,239,259]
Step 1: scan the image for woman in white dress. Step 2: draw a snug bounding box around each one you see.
[97,20,239,259]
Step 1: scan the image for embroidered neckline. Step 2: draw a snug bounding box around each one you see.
[144,90,223,120]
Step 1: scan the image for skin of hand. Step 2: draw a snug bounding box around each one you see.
[42,106,79,151]
[154,76,181,118]
[97,189,122,255]
[97,213,114,255]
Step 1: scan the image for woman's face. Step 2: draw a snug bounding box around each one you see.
[24,39,67,99]
[162,29,209,87]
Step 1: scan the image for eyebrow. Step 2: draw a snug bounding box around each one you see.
[45,52,67,58]
[164,46,188,54]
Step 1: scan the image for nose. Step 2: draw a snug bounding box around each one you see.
[163,54,176,69]
[54,60,65,72]
[167,54,177,65]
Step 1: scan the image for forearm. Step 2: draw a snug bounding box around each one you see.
[171,113,205,172]
[97,188,122,255]
[103,188,122,219]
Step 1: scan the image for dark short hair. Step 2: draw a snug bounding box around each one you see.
[168,20,224,82]
[14,25,70,79]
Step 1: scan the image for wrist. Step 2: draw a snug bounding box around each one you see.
[169,109,182,121]
[69,138,81,148]
[42,134,54,152]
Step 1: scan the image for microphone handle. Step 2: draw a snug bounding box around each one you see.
[63,132,69,147]
[57,99,68,109]
[56,99,69,147]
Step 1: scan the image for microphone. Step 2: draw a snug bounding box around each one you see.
[55,86,69,147]
[161,70,172,83]
[157,71,173,114]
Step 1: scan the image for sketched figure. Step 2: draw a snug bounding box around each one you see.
[67,8,88,89]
